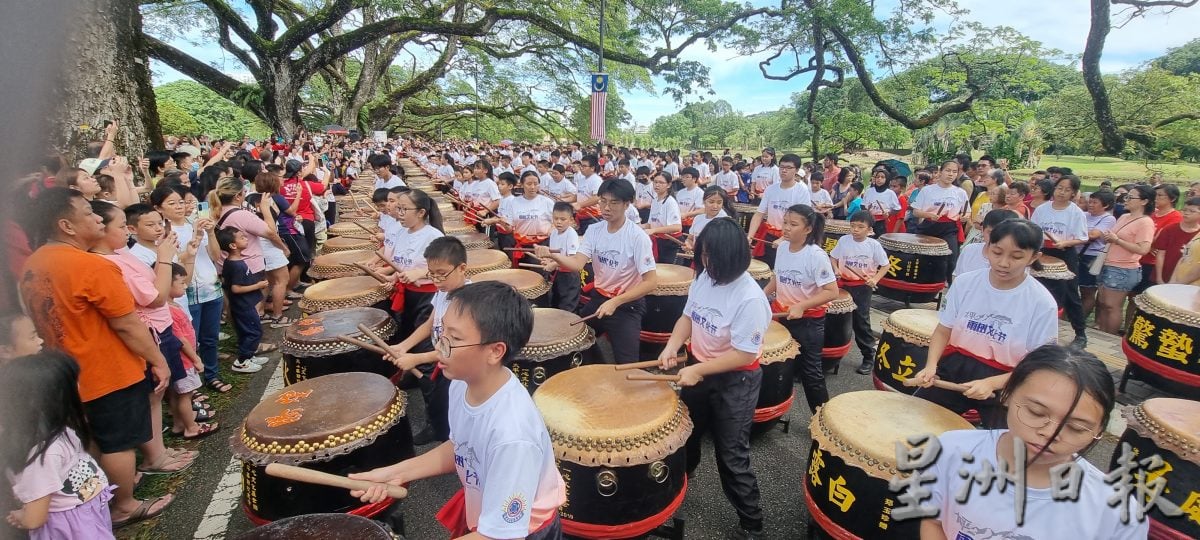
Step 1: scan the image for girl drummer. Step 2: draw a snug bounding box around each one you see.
[643,170,684,264]
[685,186,736,251]
[862,167,902,238]
[502,171,555,267]
[380,189,445,344]
[765,204,839,411]
[912,220,1059,426]
[910,160,970,280]
[657,218,769,539]
[919,344,1146,539]
[952,208,1021,277]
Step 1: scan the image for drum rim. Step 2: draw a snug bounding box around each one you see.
[760,321,799,365]
[824,291,856,314]
[281,307,397,357]
[472,269,551,298]
[881,309,941,346]
[231,373,408,466]
[465,250,510,276]
[1124,399,1200,466]
[520,308,597,361]
[234,513,393,539]
[879,233,952,256]
[653,264,695,295]
[1137,284,1200,327]
[747,259,774,279]
[299,277,393,314]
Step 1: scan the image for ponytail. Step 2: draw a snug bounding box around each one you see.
[787,204,824,246]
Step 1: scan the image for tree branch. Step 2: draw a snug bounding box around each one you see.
[217,20,262,79]
[198,0,264,54]
[1083,0,1126,154]
[1112,0,1197,7]
[145,35,250,106]
[274,0,355,55]
[246,0,278,40]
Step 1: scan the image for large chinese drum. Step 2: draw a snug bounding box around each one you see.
[307,250,377,280]
[534,365,692,538]
[640,264,694,358]
[753,321,800,431]
[872,309,940,394]
[280,308,397,385]
[298,276,393,315]
[748,259,773,289]
[231,373,415,524]
[464,249,510,277]
[471,269,550,307]
[877,233,951,304]
[822,220,850,254]
[1121,284,1200,393]
[1113,398,1200,539]
[822,290,856,373]
[804,391,971,538]
[320,235,380,255]
[510,308,596,394]
[233,513,396,539]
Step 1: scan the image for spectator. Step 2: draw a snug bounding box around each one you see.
[1152,197,1200,284]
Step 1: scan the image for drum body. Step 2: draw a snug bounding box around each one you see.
[281,308,397,385]
[805,391,972,539]
[231,373,415,524]
[753,321,800,427]
[733,203,758,231]
[320,236,380,255]
[1122,284,1200,392]
[877,233,950,303]
[510,309,597,394]
[872,309,938,394]
[443,221,474,236]
[822,220,850,254]
[472,269,550,307]
[1031,254,1074,308]
[464,249,510,277]
[298,276,393,315]
[642,264,694,335]
[533,365,691,538]
[453,232,494,251]
[748,259,773,289]
[233,513,395,540]
[327,221,380,239]
[307,250,376,280]
[822,291,855,369]
[1114,398,1200,539]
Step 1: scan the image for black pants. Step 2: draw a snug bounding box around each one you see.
[845,285,876,363]
[395,289,435,345]
[681,369,764,533]
[913,352,1007,428]
[780,317,828,412]
[527,513,563,540]
[549,270,581,314]
[300,219,317,277]
[229,295,263,359]
[872,219,887,238]
[577,216,600,235]
[1043,247,1086,338]
[654,236,681,264]
[580,289,645,364]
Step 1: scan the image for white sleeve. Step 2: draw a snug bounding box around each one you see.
[665,199,682,225]
[579,228,595,259]
[810,251,838,287]
[757,192,769,214]
[485,182,501,201]
[565,230,580,256]
[938,278,964,329]
[632,230,657,275]
[830,237,848,261]
[1026,293,1061,348]
[1070,209,1088,241]
[888,190,902,211]
[872,241,890,267]
[729,294,771,354]
[477,441,544,538]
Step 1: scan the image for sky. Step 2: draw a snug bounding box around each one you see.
[153,0,1200,128]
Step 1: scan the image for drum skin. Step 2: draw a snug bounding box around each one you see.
[1113,398,1200,539]
[233,513,396,540]
[280,308,398,385]
[471,269,550,307]
[872,309,939,394]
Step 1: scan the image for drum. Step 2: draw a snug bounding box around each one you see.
[327,221,380,239]
[754,321,800,429]
[1122,284,1200,393]
[1114,398,1200,539]
[822,290,856,372]
[748,259,773,289]
[231,373,415,524]
[443,220,474,236]
[298,276,393,315]
[307,250,377,280]
[453,232,494,251]
[872,309,939,394]
[233,513,395,540]
[733,203,758,231]
[805,391,972,538]
[280,308,397,385]
[639,264,694,357]
[822,220,850,254]
[472,269,550,306]
[533,365,692,538]
[320,236,380,255]
[877,233,951,303]
[464,249,510,277]
[1031,254,1075,311]
[511,308,597,394]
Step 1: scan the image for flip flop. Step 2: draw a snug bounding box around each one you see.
[112,495,173,529]
[183,422,220,441]
[207,378,233,393]
[194,408,216,422]
[137,451,195,475]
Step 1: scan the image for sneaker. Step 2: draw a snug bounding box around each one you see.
[1070,335,1088,350]
[247,356,270,366]
[855,362,872,375]
[219,332,230,340]
[231,359,263,373]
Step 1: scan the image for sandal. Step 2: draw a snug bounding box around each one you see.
[256,343,278,354]
[194,408,216,422]
[192,400,211,412]
[112,495,173,529]
[207,378,233,393]
[193,392,209,403]
[137,451,195,475]
[260,313,278,323]
[183,422,220,441]
[270,316,295,328]
[286,291,303,300]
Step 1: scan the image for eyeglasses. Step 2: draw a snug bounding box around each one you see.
[1013,403,1102,445]
[395,206,419,214]
[596,198,627,208]
[1125,197,1144,201]
[426,266,461,283]
[435,335,494,358]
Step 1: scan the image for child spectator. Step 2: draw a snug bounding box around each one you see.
[167,264,218,439]
[216,227,269,374]
[1153,196,1200,284]
[0,312,43,363]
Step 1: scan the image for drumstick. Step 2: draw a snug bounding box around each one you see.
[503,247,560,253]
[661,234,686,246]
[518,263,547,270]
[570,313,598,326]
[374,251,404,273]
[771,312,790,319]
[613,358,684,371]
[264,463,408,500]
[351,262,389,284]
[357,323,424,380]
[336,335,388,355]
[353,221,376,236]
[902,378,971,393]
[626,373,681,382]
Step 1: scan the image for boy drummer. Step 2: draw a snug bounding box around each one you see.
[535,180,658,364]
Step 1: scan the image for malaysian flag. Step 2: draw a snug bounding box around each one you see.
[590,73,608,142]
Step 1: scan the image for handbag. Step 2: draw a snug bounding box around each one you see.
[1089,215,1147,275]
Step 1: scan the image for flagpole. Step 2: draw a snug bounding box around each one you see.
[596,0,606,156]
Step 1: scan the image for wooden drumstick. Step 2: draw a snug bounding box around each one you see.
[771,312,791,319]
[264,463,408,500]
[902,378,971,393]
[336,335,389,356]
[357,323,423,380]
[626,373,682,382]
[374,251,404,273]
[614,358,684,371]
[504,247,560,253]
[518,263,547,270]
[351,262,389,284]
[353,221,376,236]
[570,313,599,326]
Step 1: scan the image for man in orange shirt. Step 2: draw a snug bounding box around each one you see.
[19,189,179,527]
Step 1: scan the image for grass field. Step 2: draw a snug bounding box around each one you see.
[1012,155,1200,184]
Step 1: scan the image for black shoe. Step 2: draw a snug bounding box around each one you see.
[412,425,435,445]
[732,526,763,540]
[855,362,872,375]
[1070,335,1088,350]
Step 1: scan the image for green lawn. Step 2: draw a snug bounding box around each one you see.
[1013,155,1200,184]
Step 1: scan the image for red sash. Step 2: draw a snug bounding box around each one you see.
[752,223,781,257]
[390,281,438,312]
[510,233,548,266]
[770,299,826,319]
[595,286,622,299]
[935,215,965,243]
[435,489,470,538]
[686,343,760,372]
[650,232,684,260]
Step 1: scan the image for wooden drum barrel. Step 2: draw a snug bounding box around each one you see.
[877,233,951,304]
[1122,284,1200,396]
[753,321,800,431]
[511,308,596,394]
[1114,398,1200,539]
[822,290,856,373]
[280,308,397,385]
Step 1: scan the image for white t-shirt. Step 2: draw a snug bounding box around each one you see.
[387,223,444,285]
[634,181,655,207]
[685,271,771,361]
[690,209,729,239]
[750,164,781,194]
[939,268,1058,367]
[549,227,580,256]
[830,236,888,280]
[756,182,813,229]
[714,170,741,193]
[545,178,576,201]
[649,195,682,230]
[449,374,566,537]
[429,279,470,347]
[927,429,1147,540]
[664,162,680,177]
[773,242,837,308]
[576,174,603,202]
[1031,202,1089,243]
[953,242,989,277]
[465,179,502,205]
[172,220,220,309]
[911,183,969,218]
[810,188,833,207]
[580,218,656,294]
[436,164,455,180]
[862,187,901,219]
[675,186,705,221]
[374,175,405,190]
[508,196,555,238]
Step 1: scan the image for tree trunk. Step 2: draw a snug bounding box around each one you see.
[261,62,305,138]
[1084,0,1126,155]
[51,0,162,161]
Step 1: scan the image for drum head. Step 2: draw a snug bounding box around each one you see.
[826,290,856,314]
[1127,398,1200,465]
[533,365,692,466]
[879,233,951,256]
[654,264,694,295]
[465,249,510,276]
[328,222,379,237]
[1140,284,1200,328]
[521,308,595,361]
[883,309,941,346]
[311,249,376,267]
[324,236,377,250]
[812,391,972,476]
[233,372,406,465]
[747,259,773,280]
[304,276,388,301]
[233,513,393,540]
[453,232,494,250]
[761,321,799,365]
[282,307,394,357]
[472,269,549,298]
[443,221,473,235]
